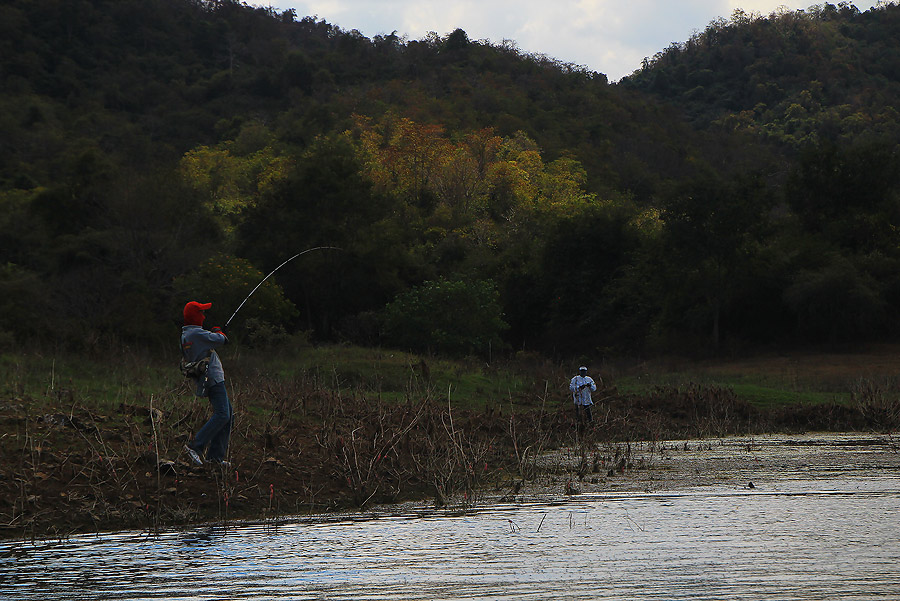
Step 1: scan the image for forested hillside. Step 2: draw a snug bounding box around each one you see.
[623,3,900,144]
[1,0,899,358]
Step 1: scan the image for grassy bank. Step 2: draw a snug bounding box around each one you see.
[2,345,899,541]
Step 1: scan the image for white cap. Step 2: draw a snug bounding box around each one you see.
[579,366,587,371]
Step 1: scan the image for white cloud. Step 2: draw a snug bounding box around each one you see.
[276,1,884,81]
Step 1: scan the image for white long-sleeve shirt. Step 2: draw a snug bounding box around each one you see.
[569,375,597,406]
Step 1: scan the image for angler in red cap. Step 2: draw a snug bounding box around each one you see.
[181,301,232,467]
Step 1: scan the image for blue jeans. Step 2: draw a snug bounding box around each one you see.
[191,381,233,462]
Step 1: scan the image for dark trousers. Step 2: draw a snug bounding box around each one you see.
[191,381,233,462]
[575,403,593,424]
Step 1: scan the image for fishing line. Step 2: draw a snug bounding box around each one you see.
[224,246,342,327]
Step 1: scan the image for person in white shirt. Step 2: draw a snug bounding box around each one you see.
[569,366,598,426]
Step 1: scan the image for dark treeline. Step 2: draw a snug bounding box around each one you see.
[1,0,899,358]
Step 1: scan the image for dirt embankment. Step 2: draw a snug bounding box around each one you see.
[1,388,540,541]
[1,381,897,542]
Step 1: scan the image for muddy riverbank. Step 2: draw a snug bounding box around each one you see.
[2,376,898,542]
[507,432,900,503]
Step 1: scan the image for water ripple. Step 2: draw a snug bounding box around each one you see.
[3,437,900,601]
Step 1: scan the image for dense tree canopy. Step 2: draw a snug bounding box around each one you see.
[3,0,900,358]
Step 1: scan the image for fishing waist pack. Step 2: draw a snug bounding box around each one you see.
[180,355,210,379]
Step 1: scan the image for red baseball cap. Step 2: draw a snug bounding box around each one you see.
[183,301,212,326]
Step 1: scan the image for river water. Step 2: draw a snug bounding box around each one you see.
[2,433,899,600]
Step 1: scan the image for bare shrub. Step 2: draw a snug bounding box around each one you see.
[851,378,900,432]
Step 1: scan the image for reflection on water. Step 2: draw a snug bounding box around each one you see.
[2,435,899,600]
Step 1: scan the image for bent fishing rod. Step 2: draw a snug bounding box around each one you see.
[224,246,343,328]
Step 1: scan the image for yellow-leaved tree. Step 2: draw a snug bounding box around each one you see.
[178,123,291,235]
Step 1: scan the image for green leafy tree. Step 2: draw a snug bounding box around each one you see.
[238,134,406,336]
[22,164,222,348]
[172,253,298,333]
[531,199,646,352]
[0,262,51,346]
[380,277,508,356]
[655,170,773,350]
[786,140,900,252]
[179,125,291,235]
[784,253,886,343]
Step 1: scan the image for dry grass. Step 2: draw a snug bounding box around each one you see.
[2,345,899,541]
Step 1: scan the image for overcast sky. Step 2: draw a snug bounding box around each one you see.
[273,1,883,81]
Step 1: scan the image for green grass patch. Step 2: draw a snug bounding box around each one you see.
[615,371,851,409]
[248,346,535,409]
[726,382,847,408]
[0,352,176,409]
[1,346,541,415]
[5,345,877,416]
